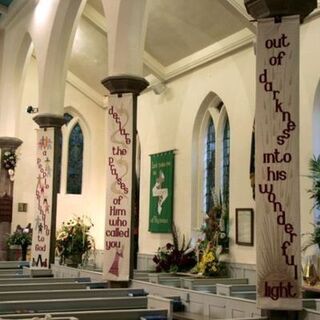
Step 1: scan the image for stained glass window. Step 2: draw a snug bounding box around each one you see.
[66,123,83,194]
[203,117,215,213]
[222,117,230,204]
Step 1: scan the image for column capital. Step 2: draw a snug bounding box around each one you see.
[244,0,317,21]
[101,75,149,95]
[0,137,23,150]
[33,113,66,128]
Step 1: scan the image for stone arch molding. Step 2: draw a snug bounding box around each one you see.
[313,80,320,157]
[0,0,86,138]
[191,91,228,230]
[0,31,35,137]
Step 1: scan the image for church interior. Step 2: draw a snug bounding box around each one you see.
[1,0,320,319]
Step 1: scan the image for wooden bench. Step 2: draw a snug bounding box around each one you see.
[0,274,28,278]
[0,288,147,301]
[0,308,168,320]
[0,261,29,269]
[158,278,182,288]
[0,269,22,275]
[0,296,148,314]
[216,284,256,300]
[0,281,108,292]
[0,277,91,284]
[1,317,78,320]
[148,295,174,320]
[133,270,152,281]
[181,278,248,290]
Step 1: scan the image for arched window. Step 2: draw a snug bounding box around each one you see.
[66,122,84,194]
[222,117,230,204]
[203,117,215,214]
[61,112,84,195]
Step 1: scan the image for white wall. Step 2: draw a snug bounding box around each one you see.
[9,11,320,267]
[12,57,107,250]
[137,16,320,265]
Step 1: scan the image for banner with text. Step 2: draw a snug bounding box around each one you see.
[31,128,54,268]
[103,94,133,281]
[256,16,301,310]
[149,151,174,233]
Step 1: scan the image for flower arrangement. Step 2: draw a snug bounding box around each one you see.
[56,216,95,266]
[153,225,197,273]
[194,191,228,276]
[196,242,221,276]
[2,150,17,181]
[6,224,32,260]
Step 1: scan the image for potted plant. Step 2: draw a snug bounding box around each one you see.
[56,216,95,267]
[6,224,32,261]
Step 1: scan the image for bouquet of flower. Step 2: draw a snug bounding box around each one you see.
[2,150,17,170]
[6,224,32,261]
[153,225,197,273]
[56,216,95,265]
[7,224,32,247]
[2,150,17,181]
[196,241,223,276]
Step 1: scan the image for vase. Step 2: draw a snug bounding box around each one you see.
[65,254,82,268]
[21,244,28,261]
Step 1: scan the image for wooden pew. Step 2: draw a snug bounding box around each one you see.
[192,284,217,293]
[0,261,29,269]
[0,274,28,278]
[181,277,249,290]
[216,284,256,300]
[148,295,173,320]
[0,296,148,314]
[0,277,91,284]
[133,270,151,282]
[0,281,108,292]
[0,288,147,301]
[0,269,22,275]
[3,318,78,320]
[148,273,181,284]
[0,308,168,320]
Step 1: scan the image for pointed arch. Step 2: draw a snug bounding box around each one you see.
[312,81,320,222]
[191,92,222,228]
[60,107,90,195]
[217,106,230,205]
[66,122,84,194]
[0,31,36,136]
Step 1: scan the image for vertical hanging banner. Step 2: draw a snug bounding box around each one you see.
[149,151,174,233]
[31,128,54,268]
[256,16,301,310]
[103,94,133,281]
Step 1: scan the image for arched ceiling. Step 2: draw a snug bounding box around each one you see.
[70,0,257,96]
[0,0,14,18]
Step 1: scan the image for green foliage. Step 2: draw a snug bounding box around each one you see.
[302,224,320,251]
[56,216,95,265]
[307,155,320,210]
[6,225,32,247]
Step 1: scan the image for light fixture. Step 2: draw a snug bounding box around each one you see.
[26,106,39,114]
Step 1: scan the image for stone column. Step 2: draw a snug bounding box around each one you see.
[244,0,317,318]
[102,75,148,285]
[0,137,22,260]
[31,114,65,267]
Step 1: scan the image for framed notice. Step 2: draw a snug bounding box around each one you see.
[149,150,174,233]
[235,208,254,246]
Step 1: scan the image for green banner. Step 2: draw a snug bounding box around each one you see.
[149,151,174,233]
